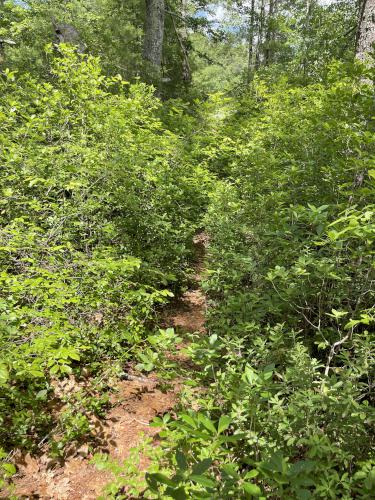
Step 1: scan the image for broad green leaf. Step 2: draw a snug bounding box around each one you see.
[36,390,48,400]
[147,472,176,487]
[222,463,239,479]
[175,450,188,472]
[217,415,231,434]
[192,458,213,475]
[190,475,216,488]
[180,414,197,428]
[2,463,16,476]
[165,486,188,500]
[0,364,9,386]
[243,482,262,496]
[245,470,259,479]
[67,350,80,361]
[198,414,217,434]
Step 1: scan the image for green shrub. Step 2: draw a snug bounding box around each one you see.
[0,45,210,452]
[146,63,375,499]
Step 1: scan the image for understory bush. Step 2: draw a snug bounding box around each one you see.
[0,45,210,454]
[0,42,374,500]
[143,63,375,499]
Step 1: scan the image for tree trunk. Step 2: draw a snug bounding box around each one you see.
[302,0,314,79]
[0,0,6,63]
[256,0,265,69]
[264,0,275,65]
[356,0,375,61]
[169,1,191,84]
[247,0,256,82]
[52,20,85,53]
[352,1,375,196]
[143,0,165,70]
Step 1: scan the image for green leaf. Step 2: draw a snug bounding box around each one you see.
[243,482,262,496]
[190,474,216,488]
[0,364,9,386]
[165,486,188,500]
[295,488,312,500]
[198,414,217,434]
[218,432,245,443]
[222,463,239,480]
[2,463,16,476]
[49,364,60,375]
[36,389,48,400]
[147,472,176,487]
[67,350,80,361]
[217,415,231,434]
[180,414,197,428]
[364,469,375,490]
[327,309,348,319]
[245,470,259,479]
[192,458,213,475]
[176,450,188,472]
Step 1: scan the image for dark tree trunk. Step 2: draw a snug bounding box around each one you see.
[52,20,85,53]
[247,0,256,82]
[264,0,276,65]
[256,0,266,69]
[143,0,165,70]
[0,0,12,64]
[352,0,375,195]
[302,0,315,79]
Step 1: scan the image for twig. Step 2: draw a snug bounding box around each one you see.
[324,330,352,378]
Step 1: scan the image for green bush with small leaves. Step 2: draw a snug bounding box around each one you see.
[0,45,210,454]
[141,62,374,499]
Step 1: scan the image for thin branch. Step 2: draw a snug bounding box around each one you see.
[324,330,352,378]
[165,8,189,25]
[169,8,191,81]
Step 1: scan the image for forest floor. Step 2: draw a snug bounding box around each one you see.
[4,233,208,499]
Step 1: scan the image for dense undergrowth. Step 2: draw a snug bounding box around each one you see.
[0,47,374,498]
[139,63,375,499]
[0,46,211,483]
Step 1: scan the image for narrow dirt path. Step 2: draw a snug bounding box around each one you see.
[5,233,208,499]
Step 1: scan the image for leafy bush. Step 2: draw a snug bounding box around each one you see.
[0,45,210,452]
[145,63,375,499]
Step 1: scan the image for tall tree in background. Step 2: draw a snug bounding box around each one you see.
[169,0,192,83]
[247,0,256,82]
[0,0,16,64]
[0,0,4,63]
[0,0,361,93]
[264,0,276,65]
[255,0,265,68]
[302,0,316,78]
[356,0,375,61]
[143,0,165,75]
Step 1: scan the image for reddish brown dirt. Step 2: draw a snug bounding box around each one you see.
[3,233,208,499]
[164,232,208,336]
[168,288,206,335]
[7,377,176,500]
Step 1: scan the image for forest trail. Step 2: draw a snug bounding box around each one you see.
[6,233,208,500]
